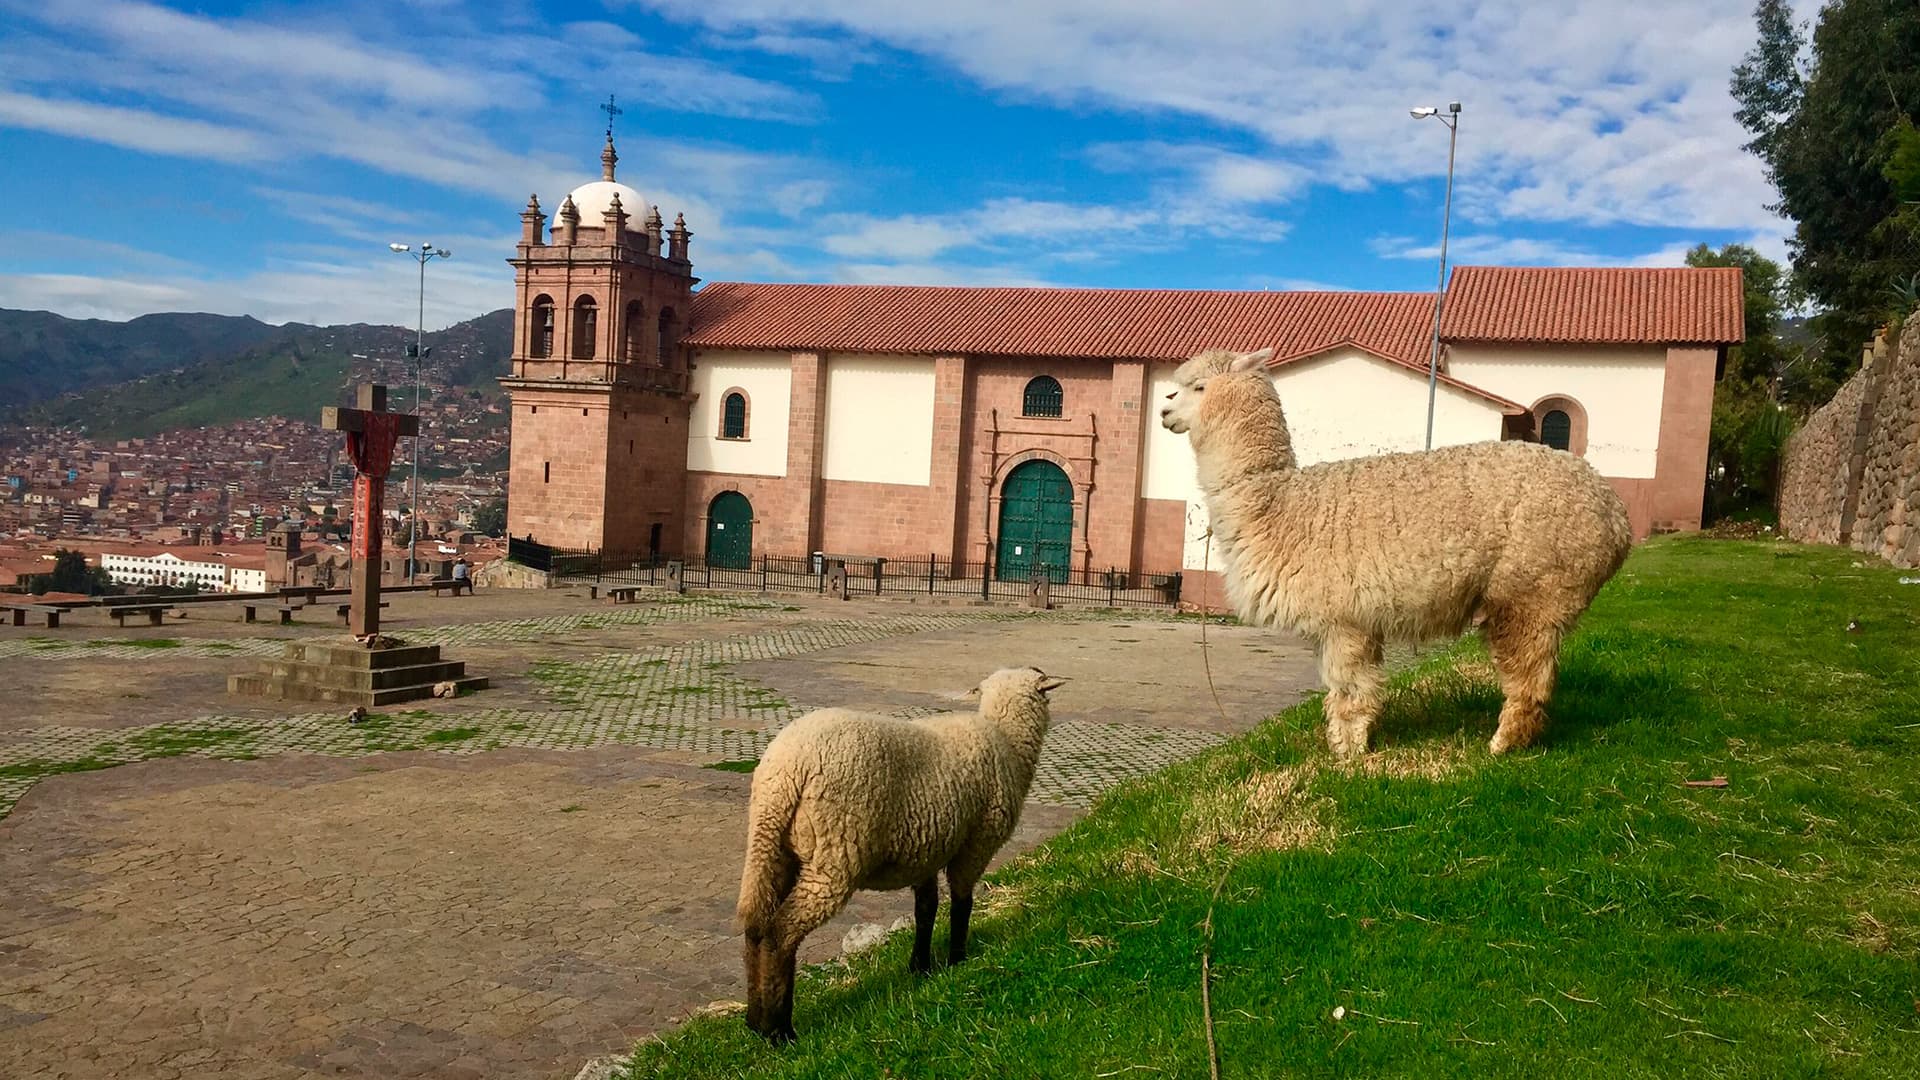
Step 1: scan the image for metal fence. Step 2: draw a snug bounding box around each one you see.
[510,539,1183,608]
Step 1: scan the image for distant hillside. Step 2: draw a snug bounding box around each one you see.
[1,309,514,439]
[0,309,287,404]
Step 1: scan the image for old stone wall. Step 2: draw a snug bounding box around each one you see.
[1779,316,1920,567]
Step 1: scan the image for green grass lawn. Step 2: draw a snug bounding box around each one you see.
[619,538,1920,1078]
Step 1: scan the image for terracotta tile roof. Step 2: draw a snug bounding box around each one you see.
[685,282,1438,363]
[1272,341,1527,414]
[1440,266,1745,345]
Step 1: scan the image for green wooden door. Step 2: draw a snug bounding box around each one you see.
[996,461,1073,581]
[706,492,753,569]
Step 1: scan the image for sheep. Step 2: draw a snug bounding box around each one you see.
[735,667,1067,1043]
[1160,347,1632,760]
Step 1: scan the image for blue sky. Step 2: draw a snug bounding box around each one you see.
[0,0,1800,329]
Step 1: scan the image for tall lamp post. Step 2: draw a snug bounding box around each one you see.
[1410,102,1461,450]
[388,241,451,581]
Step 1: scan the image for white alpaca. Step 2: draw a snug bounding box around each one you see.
[1161,347,1632,759]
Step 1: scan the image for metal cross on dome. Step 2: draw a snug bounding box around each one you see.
[602,94,622,139]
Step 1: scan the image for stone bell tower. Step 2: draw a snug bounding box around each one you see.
[501,107,697,558]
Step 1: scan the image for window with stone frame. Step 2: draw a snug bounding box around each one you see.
[720,391,749,440]
[1022,375,1064,418]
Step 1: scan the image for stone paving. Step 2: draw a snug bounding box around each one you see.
[0,589,1323,1080]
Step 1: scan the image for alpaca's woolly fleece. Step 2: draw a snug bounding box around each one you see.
[735,667,1062,1041]
[1161,347,1632,758]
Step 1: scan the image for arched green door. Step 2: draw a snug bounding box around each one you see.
[996,460,1073,582]
[706,491,753,569]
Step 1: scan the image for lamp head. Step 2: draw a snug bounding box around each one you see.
[389,243,409,252]
[1447,102,1462,114]
[1410,106,1437,119]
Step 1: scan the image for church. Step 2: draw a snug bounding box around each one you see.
[502,136,1745,583]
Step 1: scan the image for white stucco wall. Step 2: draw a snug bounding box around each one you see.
[1139,350,1509,570]
[687,351,792,477]
[1447,344,1667,479]
[822,354,937,486]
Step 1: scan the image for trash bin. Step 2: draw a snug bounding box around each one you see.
[811,551,824,575]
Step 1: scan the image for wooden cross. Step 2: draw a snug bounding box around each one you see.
[321,385,420,640]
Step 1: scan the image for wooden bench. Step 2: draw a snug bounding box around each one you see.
[607,586,644,604]
[335,602,390,625]
[6,603,67,628]
[428,577,472,597]
[243,602,303,625]
[108,605,172,628]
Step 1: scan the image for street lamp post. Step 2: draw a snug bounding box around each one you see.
[388,241,451,581]
[1410,102,1461,451]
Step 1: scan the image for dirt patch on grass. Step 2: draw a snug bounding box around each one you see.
[1355,741,1476,781]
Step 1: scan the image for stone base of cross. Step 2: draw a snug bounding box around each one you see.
[322,384,420,641]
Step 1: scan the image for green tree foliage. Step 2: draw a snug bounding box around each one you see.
[1732,0,1920,395]
[472,498,507,537]
[28,549,114,596]
[1687,243,1796,522]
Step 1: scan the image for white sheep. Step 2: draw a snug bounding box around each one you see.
[1160,347,1632,760]
[735,666,1067,1043]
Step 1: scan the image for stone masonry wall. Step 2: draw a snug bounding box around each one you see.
[1779,316,1920,567]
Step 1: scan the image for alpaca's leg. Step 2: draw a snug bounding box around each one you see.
[910,877,940,975]
[1483,608,1565,754]
[945,869,977,967]
[1321,627,1385,761]
[762,865,854,1043]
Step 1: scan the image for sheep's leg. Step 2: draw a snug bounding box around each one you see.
[1483,609,1563,754]
[762,866,854,1043]
[910,877,940,975]
[947,877,975,967]
[1320,627,1385,762]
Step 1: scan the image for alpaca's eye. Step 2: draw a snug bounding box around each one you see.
[1165,391,1176,401]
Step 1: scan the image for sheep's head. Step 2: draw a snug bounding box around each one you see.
[966,667,1069,706]
[1159,347,1273,434]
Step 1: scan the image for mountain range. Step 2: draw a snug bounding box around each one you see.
[0,308,514,438]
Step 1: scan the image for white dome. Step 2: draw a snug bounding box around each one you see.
[565,180,647,228]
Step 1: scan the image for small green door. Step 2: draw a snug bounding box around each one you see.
[996,461,1073,582]
[706,491,753,569]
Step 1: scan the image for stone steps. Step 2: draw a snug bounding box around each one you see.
[229,637,487,708]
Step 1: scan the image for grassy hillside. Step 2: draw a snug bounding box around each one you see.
[4,309,512,438]
[0,309,284,404]
[623,538,1920,1078]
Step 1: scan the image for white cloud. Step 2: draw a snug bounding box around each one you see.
[640,0,1786,233]
[0,91,266,163]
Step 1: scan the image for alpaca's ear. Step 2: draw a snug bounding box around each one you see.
[964,684,982,699]
[1229,347,1273,372]
[1037,676,1069,694]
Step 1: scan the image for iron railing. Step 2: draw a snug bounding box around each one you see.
[545,549,1183,608]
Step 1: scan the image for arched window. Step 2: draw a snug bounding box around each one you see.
[720,391,748,439]
[1022,375,1063,418]
[571,295,598,360]
[1541,409,1572,451]
[623,300,645,363]
[1530,395,1587,455]
[530,295,554,358]
[658,307,677,367]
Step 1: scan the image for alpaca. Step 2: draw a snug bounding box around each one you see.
[1160,347,1631,759]
[737,667,1066,1043]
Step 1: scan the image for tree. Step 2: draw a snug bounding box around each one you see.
[1688,243,1796,522]
[28,549,113,596]
[1731,0,1920,393]
[473,497,507,537]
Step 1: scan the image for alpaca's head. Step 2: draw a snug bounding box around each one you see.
[1159,347,1273,434]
